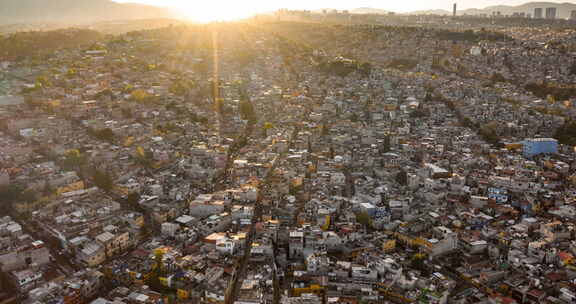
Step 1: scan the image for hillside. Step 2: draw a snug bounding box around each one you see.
[0,28,103,61]
[0,0,174,25]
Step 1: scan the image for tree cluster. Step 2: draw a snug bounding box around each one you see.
[155,122,181,134]
[435,29,510,43]
[0,29,102,61]
[0,184,37,213]
[87,127,115,142]
[239,98,256,123]
[61,149,87,171]
[386,58,418,71]
[317,58,372,78]
[554,120,576,146]
[93,169,114,192]
[525,82,576,101]
[395,170,408,185]
[355,212,372,230]
[478,126,502,147]
[169,79,195,96]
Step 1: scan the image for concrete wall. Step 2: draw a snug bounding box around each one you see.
[0,247,50,272]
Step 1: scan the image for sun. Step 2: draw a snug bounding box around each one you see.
[176,3,258,23]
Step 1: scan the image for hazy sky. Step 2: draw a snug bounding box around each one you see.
[115,0,575,13]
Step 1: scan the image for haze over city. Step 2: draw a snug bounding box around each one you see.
[116,0,576,16]
[3,0,576,304]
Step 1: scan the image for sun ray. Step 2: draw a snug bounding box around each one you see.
[176,2,257,23]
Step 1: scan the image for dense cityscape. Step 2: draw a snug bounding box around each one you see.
[2,2,576,304]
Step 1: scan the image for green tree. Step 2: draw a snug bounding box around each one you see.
[350,113,358,122]
[63,149,86,171]
[411,253,430,276]
[321,124,330,136]
[93,169,114,192]
[263,122,274,137]
[491,72,507,83]
[66,68,77,78]
[94,89,113,101]
[139,224,149,239]
[396,170,408,186]
[24,96,40,109]
[135,146,154,168]
[131,89,151,102]
[239,99,256,122]
[122,84,134,93]
[42,180,53,196]
[0,184,24,205]
[214,98,224,115]
[169,79,194,96]
[126,192,141,206]
[570,62,576,76]
[35,75,52,88]
[359,62,372,77]
[382,135,391,153]
[147,249,166,292]
[121,107,133,118]
[98,128,115,142]
[329,144,335,159]
[20,189,37,203]
[554,120,576,146]
[479,122,501,146]
[355,212,372,229]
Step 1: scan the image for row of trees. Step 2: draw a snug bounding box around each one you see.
[238,85,257,123]
[62,149,115,192]
[0,184,37,213]
[435,28,510,43]
[0,29,102,61]
[387,58,418,71]
[525,82,576,101]
[87,127,115,143]
[436,91,504,147]
[317,58,372,78]
[93,169,114,192]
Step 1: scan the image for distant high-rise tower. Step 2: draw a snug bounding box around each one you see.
[545,7,556,19]
[453,3,457,17]
[534,7,543,18]
[571,10,576,20]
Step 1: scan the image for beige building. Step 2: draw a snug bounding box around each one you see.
[95,231,131,258]
[78,242,106,267]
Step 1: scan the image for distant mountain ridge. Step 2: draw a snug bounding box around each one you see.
[349,7,391,15]
[408,2,576,18]
[2,0,575,27]
[0,0,173,25]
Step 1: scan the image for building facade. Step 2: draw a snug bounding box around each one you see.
[522,138,558,158]
[534,8,543,19]
[545,7,557,19]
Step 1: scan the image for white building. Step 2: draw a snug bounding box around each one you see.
[216,237,237,255]
[428,226,458,257]
[330,172,346,185]
[161,222,179,237]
